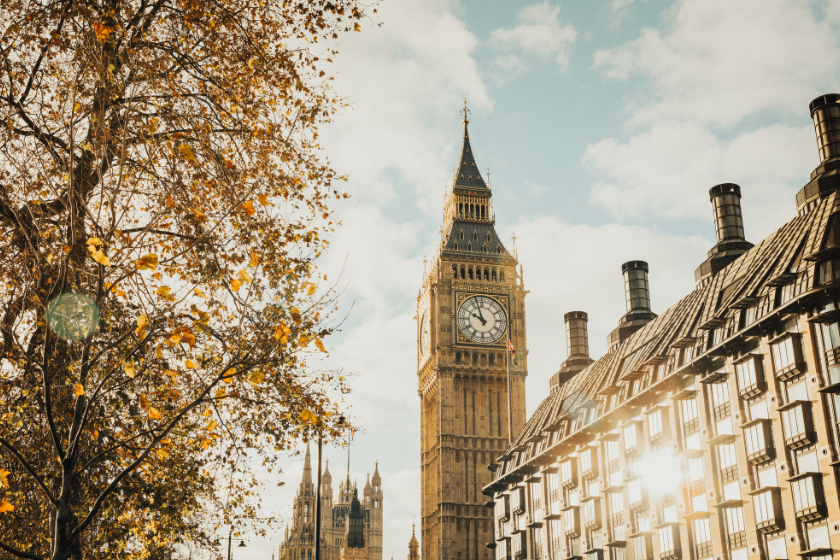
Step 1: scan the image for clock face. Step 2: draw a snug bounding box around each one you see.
[457,295,507,344]
[419,309,430,356]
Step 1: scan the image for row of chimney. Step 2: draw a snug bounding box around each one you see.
[550,93,840,391]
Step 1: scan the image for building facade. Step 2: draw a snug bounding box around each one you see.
[417,109,529,560]
[484,94,840,560]
[279,448,383,560]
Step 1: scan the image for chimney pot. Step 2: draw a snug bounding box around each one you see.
[709,183,745,243]
[810,93,840,164]
[621,260,651,313]
[564,311,589,359]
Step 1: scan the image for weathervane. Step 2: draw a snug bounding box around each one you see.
[461,99,470,124]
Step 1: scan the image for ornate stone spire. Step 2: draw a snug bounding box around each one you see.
[371,461,381,486]
[452,101,488,191]
[407,522,419,560]
[345,488,365,548]
[302,443,312,485]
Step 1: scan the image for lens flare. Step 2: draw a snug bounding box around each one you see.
[636,450,683,497]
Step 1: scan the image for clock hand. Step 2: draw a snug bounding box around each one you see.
[477,305,486,322]
[471,313,487,326]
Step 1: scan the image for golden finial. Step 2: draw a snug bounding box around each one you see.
[461,99,470,124]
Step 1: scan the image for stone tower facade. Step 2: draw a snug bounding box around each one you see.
[417,110,528,560]
[279,449,383,560]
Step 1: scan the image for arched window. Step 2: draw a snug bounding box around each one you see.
[500,270,505,282]
[456,352,462,364]
[453,242,458,250]
[482,245,488,253]
[468,266,473,280]
[460,265,465,279]
[472,353,478,365]
[459,202,463,216]
[481,205,485,218]
[459,230,464,240]
[489,354,495,366]
[473,231,478,241]
[304,503,309,522]
[483,268,489,281]
[496,245,501,254]
[486,233,491,242]
[467,243,472,252]
[492,268,497,281]
[452,264,457,278]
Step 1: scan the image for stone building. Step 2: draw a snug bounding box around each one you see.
[416,106,529,560]
[482,93,840,560]
[279,447,383,560]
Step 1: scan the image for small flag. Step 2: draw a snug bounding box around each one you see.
[508,339,518,366]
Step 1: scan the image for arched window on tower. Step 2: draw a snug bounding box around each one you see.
[304,503,309,522]
[482,245,488,253]
[496,245,501,254]
[467,243,472,252]
[492,268,497,281]
[459,202,463,217]
[459,230,464,240]
[468,266,473,280]
[452,264,457,278]
[473,231,478,241]
[472,353,478,365]
[500,270,505,282]
[486,233,491,242]
[460,265,465,279]
[455,351,462,364]
[453,242,458,250]
[489,354,495,366]
[483,268,489,281]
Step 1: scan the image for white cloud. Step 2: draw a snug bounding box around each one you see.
[490,2,578,79]
[584,123,814,239]
[593,0,840,128]
[502,215,709,401]
[609,0,635,26]
[245,0,490,558]
[586,0,838,233]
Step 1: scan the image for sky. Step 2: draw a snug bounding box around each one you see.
[238,1,840,559]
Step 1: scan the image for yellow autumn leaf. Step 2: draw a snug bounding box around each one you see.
[155,345,163,359]
[86,237,103,247]
[156,286,176,301]
[203,407,213,417]
[195,287,207,298]
[354,22,361,32]
[0,500,13,513]
[300,409,315,424]
[298,336,310,348]
[149,407,162,420]
[249,370,265,386]
[124,361,136,379]
[139,394,149,410]
[73,383,85,397]
[135,314,148,336]
[206,419,218,431]
[0,468,10,488]
[249,253,260,267]
[191,208,208,223]
[314,339,327,353]
[243,200,256,215]
[274,323,290,341]
[178,144,197,161]
[230,279,242,292]
[237,269,252,283]
[181,331,196,347]
[169,333,182,345]
[289,307,303,325]
[258,194,271,206]
[185,359,196,369]
[88,247,111,266]
[215,388,226,398]
[136,253,159,270]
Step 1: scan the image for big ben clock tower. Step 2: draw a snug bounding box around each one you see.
[417,106,528,560]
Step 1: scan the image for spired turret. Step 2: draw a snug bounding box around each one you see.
[345,489,365,549]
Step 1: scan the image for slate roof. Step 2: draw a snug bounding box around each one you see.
[453,120,489,192]
[442,220,509,260]
[488,191,838,484]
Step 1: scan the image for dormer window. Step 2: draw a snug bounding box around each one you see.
[454,242,458,250]
[459,230,464,240]
[496,245,502,254]
[467,243,472,252]
[486,233,492,242]
[473,231,478,241]
[483,245,488,253]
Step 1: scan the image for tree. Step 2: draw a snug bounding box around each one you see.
[0,0,365,558]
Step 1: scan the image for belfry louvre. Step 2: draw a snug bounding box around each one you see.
[483,94,840,560]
